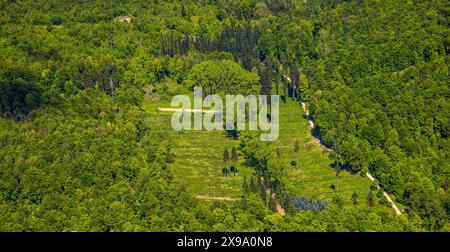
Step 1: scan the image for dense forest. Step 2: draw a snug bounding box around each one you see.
[0,0,448,231]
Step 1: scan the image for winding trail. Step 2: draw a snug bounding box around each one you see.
[283,74,402,215]
[366,173,402,215]
[300,102,332,152]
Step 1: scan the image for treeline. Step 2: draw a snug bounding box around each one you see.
[160,32,190,57]
[193,24,259,70]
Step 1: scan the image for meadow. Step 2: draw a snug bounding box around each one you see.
[143,95,373,207]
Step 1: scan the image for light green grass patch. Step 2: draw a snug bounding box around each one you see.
[143,95,372,208]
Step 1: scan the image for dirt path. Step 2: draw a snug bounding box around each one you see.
[158,108,217,113]
[195,195,238,201]
[283,74,402,215]
[196,193,286,215]
[300,102,332,152]
[270,191,286,216]
[366,173,402,215]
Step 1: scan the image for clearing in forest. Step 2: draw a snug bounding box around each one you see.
[143,97,372,207]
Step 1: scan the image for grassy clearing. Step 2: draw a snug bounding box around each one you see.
[142,96,372,207]
[143,98,253,198]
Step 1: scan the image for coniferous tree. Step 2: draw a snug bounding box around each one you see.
[260,61,273,106]
[180,0,186,17]
[263,171,270,188]
[243,176,249,194]
[230,166,238,176]
[294,140,300,169]
[352,192,358,206]
[222,167,230,177]
[223,147,230,166]
[275,63,280,95]
[231,146,238,165]
[366,191,375,207]
[260,182,267,203]
[250,176,258,193]
[242,176,249,208]
[268,196,277,212]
